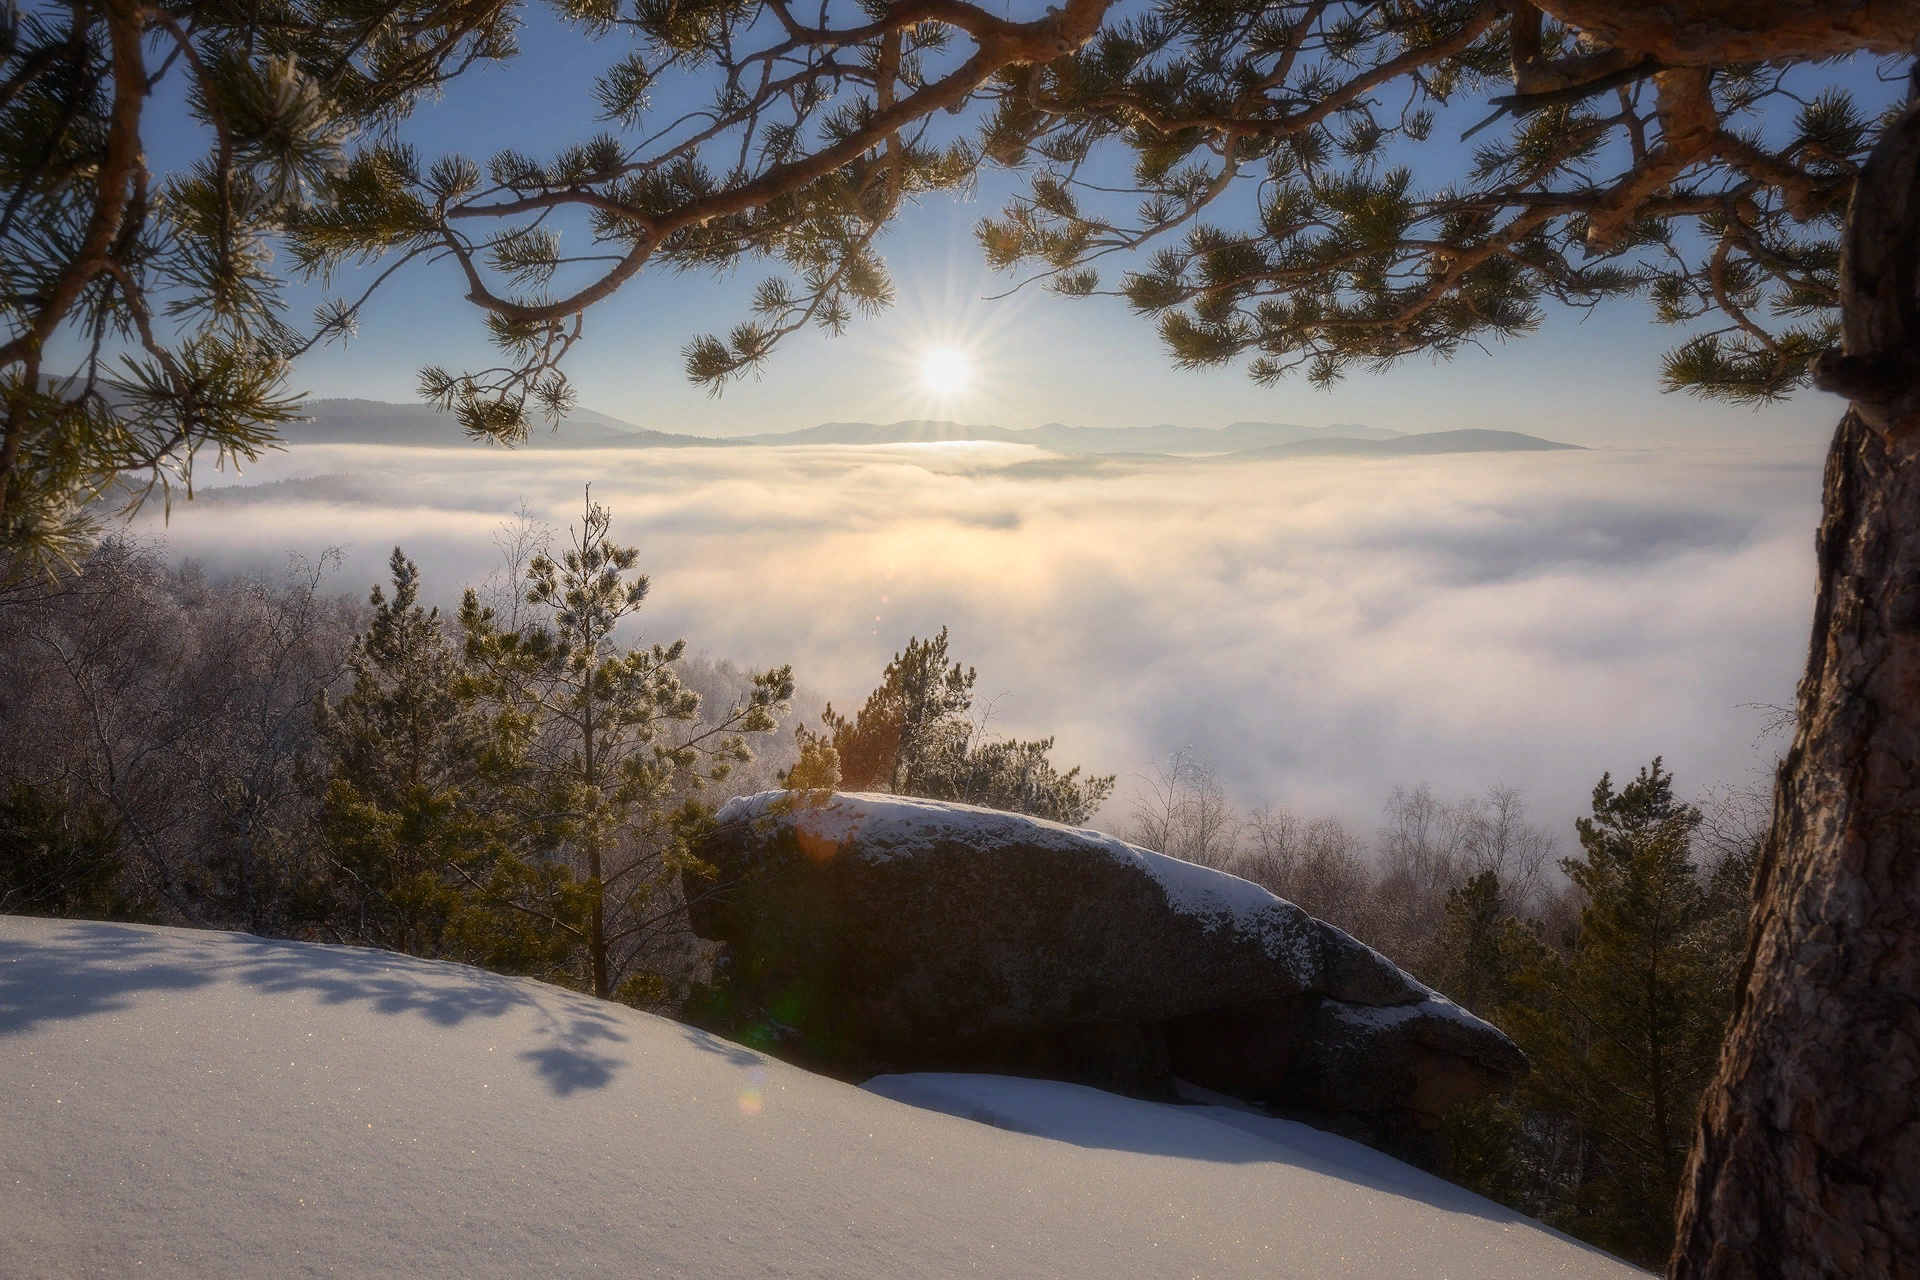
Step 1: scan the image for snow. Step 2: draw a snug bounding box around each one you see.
[866,1073,1487,1201]
[1326,992,1475,1031]
[0,916,1645,1278]
[718,791,1330,972]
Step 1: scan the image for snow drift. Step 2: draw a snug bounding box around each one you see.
[0,916,1643,1278]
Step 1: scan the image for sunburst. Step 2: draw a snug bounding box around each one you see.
[919,346,971,397]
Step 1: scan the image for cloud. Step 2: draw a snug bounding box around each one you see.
[142,440,1823,836]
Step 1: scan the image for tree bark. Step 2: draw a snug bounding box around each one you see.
[1532,1,1920,65]
[1670,408,1920,1278]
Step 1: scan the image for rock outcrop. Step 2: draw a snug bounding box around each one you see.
[685,791,1526,1168]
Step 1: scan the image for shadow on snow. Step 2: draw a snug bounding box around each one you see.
[0,919,628,1096]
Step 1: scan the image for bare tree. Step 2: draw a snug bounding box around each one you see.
[0,540,359,928]
[1454,785,1556,912]
[1138,773,1558,975]
[1373,784,1468,962]
[1235,803,1379,943]
[474,503,554,634]
[1123,748,1239,869]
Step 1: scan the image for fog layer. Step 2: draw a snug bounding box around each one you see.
[145,440,1823,830]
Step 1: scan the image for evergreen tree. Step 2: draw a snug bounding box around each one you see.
[8,0,1905,566]
[0,0,521,562]
[0,782,138,918]
[1425,870,1538,1019]
[1426,869,1556,1216]
[11,4,1917,1261]
[323,549,472,805]
[318,547,468,953]
[316,547,583,972]
[810,629,973,796]
[1498,761,1734,1267]
[795,628,1113,824]
[311,511,791,1002]
[0,0,1105,564]
[945,736,1114,829]
[460,490,792,999]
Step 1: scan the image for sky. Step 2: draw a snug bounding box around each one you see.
[291,193,1849,449]
[189,5,1893,449]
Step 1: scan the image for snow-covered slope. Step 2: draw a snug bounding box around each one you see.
[0,917,1644,1278]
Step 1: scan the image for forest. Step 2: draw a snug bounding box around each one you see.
[0,500,1763,1269]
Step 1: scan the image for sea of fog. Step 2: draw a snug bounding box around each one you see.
[136,438,1826,838]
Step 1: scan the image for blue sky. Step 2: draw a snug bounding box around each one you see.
[147,7,1890,446]
[294,196,1849,448]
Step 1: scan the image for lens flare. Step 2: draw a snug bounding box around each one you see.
[737,1067,767,1115]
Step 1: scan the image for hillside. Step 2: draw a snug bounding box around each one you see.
[270,403,1573,460]
[740,418,1407,453]
[0,916,1643,1278]
[1226,428,1580,459]
[283,399,731,449]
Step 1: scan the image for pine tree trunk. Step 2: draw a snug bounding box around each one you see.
[1670,410,1920,1278]
[588,842,608,1000]
[584,685,609,1000]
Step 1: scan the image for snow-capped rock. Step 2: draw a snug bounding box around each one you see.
[688,791,1526,1166]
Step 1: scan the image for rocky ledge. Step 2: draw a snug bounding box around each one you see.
[684,791,1526,1169]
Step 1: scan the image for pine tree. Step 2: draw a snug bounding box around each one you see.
[13,5,1920,1262]
[0,782,137,918]
[1426,870,1537,1019]
[795,627,1114,824]
[945,736,1114,829]
[975,21,1920,1261]
[324,550,472,804]
[1500,761,1735,1268]
[1427,868,1557,1218]
[807,628,973,796]
[0,0,521,563]
[0,0,1107,564]
[460,490,791,999]
[317,547,585,974]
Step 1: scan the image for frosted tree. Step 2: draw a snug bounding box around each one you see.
[459,490,792,998]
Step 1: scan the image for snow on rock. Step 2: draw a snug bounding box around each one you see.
[716,790,1326,971]
[0,916,1643,1279]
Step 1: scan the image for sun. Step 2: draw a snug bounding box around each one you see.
[918,346,971,398]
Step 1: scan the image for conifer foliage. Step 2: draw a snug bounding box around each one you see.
[0,782,131,919]
[456,490,794,998]
[1098,752,1761,1265]
[980,4,1899,405]
[1444,760,1749,1269]
[0,0,1116,564]
[0,0,520,561]
[792,627,1114,824]
[316,547,569,970]
[316,495,794,1001]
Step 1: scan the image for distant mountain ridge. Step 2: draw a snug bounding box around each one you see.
[278,400,1574,458]
[284,399,729,449]
[738,418,1405,453]
[1227,429,1581,460]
